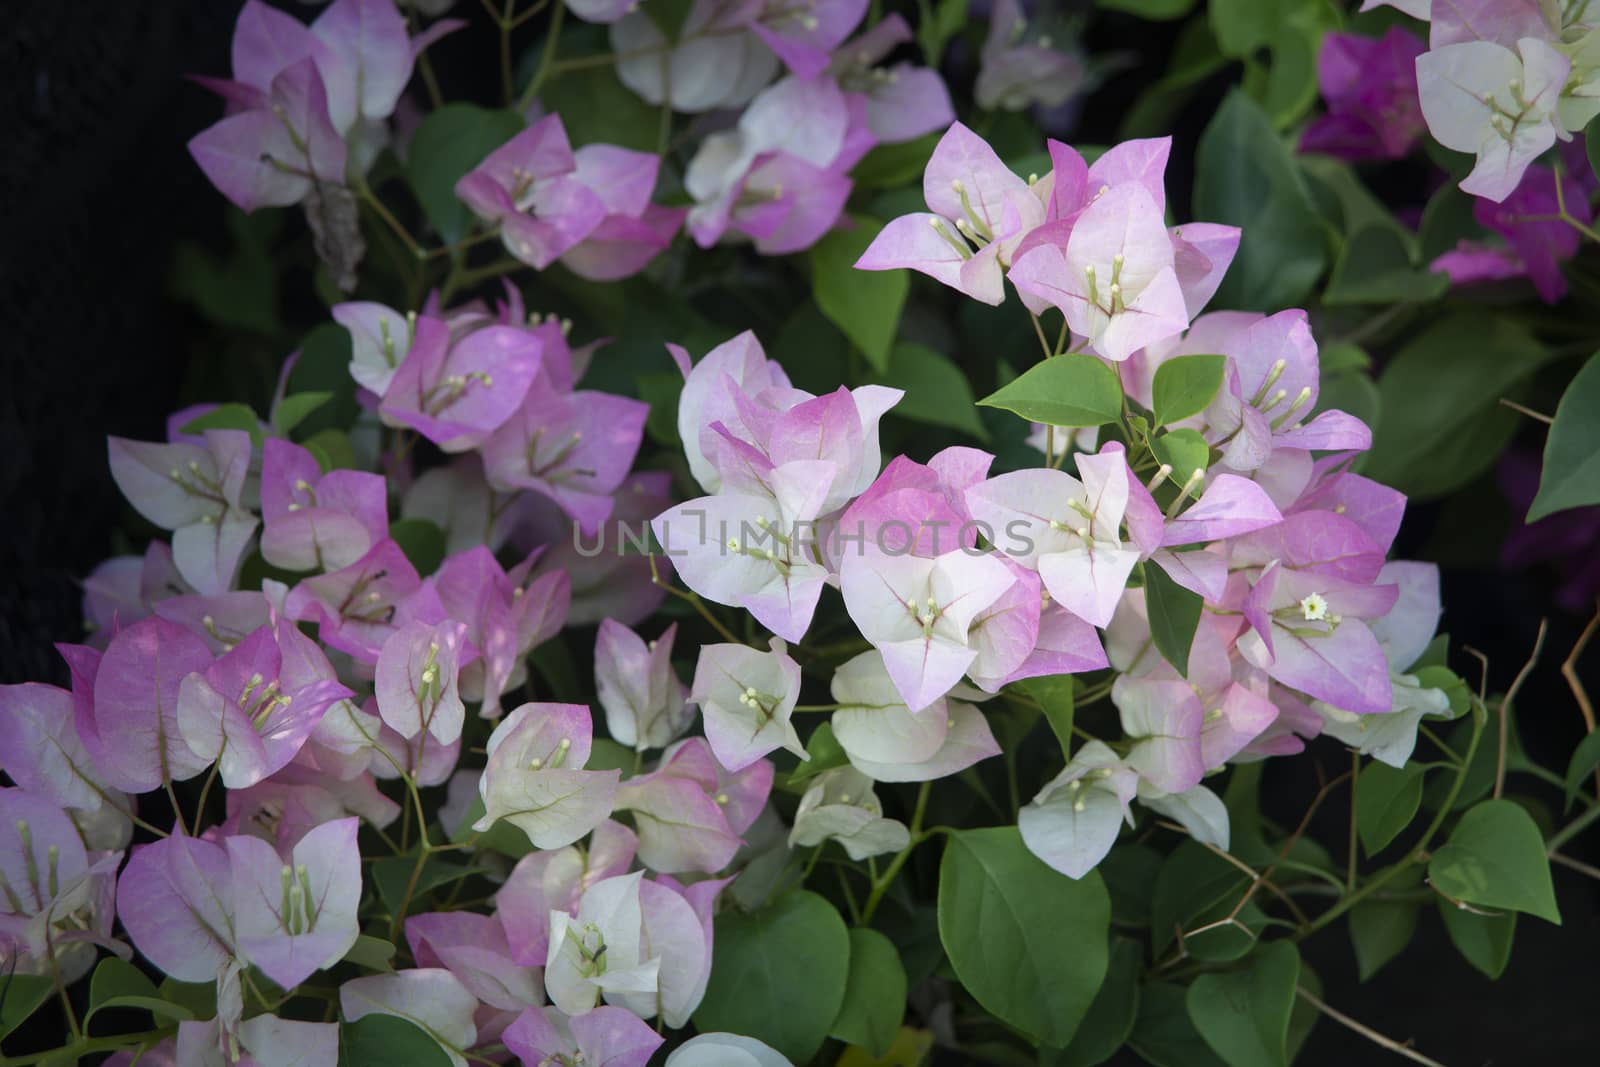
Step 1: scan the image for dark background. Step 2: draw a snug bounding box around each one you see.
[1,1,1595,1063]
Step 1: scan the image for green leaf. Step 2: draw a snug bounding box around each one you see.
[406,104,525,242]
[171,208,282,334]
[1186,940,1300,1067]
[388,517,447,576]
[1014,674,1075,758]
[1144,562,1203,677]
[1437,896,1516,979]
[1349,896,1421,982]
[977,354,1124,428]
[344,934,398,972]
[372,853,483,919]
[811,217,907,372]
[1588,112,1600,182]
[158,978,217,1021]
[1194,92,1329,311]
[637,372,683,447]
[536,65,660,151]
[1128,982,1227,1067]
[340,1014,455,1067]
[0,973,54,1040]
[917,0,969,66]
[1428,798,1561,923]
[1054,937,1142,1066]
[937,826,1110,1046]
[85,958,191,1024]
[1355,761,1426,856]
[1365,315,1555,499]
[1563,729,1600,810]
[1412,665,1471,720]
[877,342,989,440]
[287,323,360,438]
[1348,868,1424,981]
[1098,0,1196,18]
[1151,428,1211,489]
[1209,0,1283,57]
[303,428,358,473]
[695,889,851,1063]
[852,132,940,189]
[830,928,907,1057]
[1151,354,1226,427]
[1150,840,1260,960]
[1323,223,1450,306]
[183,402,264,449]
[784,721,848,788]
[273,391,333,437]
[1528,350,1600,520]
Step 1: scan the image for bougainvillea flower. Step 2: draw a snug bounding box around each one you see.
[613,738,763,873]
[545,871,661,1016]
[840,545,1016,711]
[689,639,806,771]
[966,455,1141,628]
[1433,164,1589,303]
[341,969,479,1067]
[1300,28,1428,161]
[1237,561,1399,714]
[228,816,360,989]
[857,122,1046,304]
[1008,183,1190,361]
[476,703,621,849]
[480,383,650,534]
[0,683,125,822]
[116,834,235,982]
[405,910,541,1011]
[504,1005,663,1067]
[1427,0,1553,50]
[830,14,954,142]
[1139,782,1230,849]
[259,439,388,572]
[666,1034,794,1066]
[374,618,470,746]
[178,1013,339,1067]
[108,429,257,596]
[77,617,216,794]
[789,766,910,860]
[495,819,638,966]
[596,620,692,752]
[283,538,422,662]
[177,624,354,789]
[1417,37,1570,202]
[434,545,570,717]
[333,300,413,396]
[1018,741,1138,879]
[824,652,999,782]
[380,319,544,452]
[556,144,683,278]
[457,114,608,269]
[1170,222,1243,319]
[611,0,776,112]
[847,698,1001,783]
[673,331,793,494]
[606,877,719,1027]
[976,0,1087,113]
[747,0,868,79]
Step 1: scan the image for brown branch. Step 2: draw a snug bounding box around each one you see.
[1494,621,1547,800]
[1296,986,1450,1067]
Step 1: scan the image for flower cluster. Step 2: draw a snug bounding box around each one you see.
[651,122,1454,881]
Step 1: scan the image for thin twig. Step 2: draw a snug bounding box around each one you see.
[1296,986,1450,1067]
[1494,621,1547,800]
[1550,850,1600,882]
[1565,606,1600,796]
[1497,397,1555,424]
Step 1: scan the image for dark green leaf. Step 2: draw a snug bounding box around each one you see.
[1150,841,1258,959]
[340,1014,455,1067]
[785,721,848,788]
[1186,940,1300,1067]
[852,132,941,189]
[1209,0,1283,57]
[372,854,483,919]
[1563,729,1600,810]
[171,208,282,334]
[1428,799,1561,923]
[1194,92,1328,310]
[1528,350,1600,520]
[183,402,264,449]
[1365,316,1554,499]
[86,958,189,1024]
[158,978,217,1021]
[1418,183,1479,263]
[696,890,851,1063]
[637,372,683,447]
[1323,223,1450,306]
[1099,0,1196,18]
[0,973,54,1040]
[1014,674,1075,759]
[1152,428,1211,489]
[1054,937,1142,1066]
[344,935,397,972]
[1356,761,1426,856]
[1151,354,1226,426]
[1437,896,1516,978]
[937,827,1110,1046]
[813,217,908,372]
[303,428,359,472]
[1128,982,1228,1067]
[273,392,334,437]
[877,342,989,440]
[1588,112,1600,183]
[406,105,525,242]
[537,65,659,151]
[977,354,1124,427]
[830,928,907,1057]
[917,0,970,66]
[1145,562,1203,677]
[1348,868,1424,982]
[388,517,447,576]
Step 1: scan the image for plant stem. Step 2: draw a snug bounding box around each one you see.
[861,782,932,924]
[1296,986,1448,1067]
[518,1,565,111]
